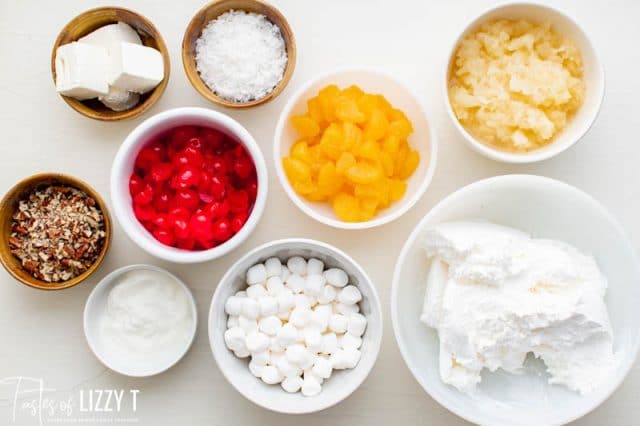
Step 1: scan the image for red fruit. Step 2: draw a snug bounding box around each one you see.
[176,236,196,250]
[170,126,197,149]
[153,189,172,212]
[148,142,167,161]
[247,180,258,202]
[173,218,190,240]
[228,190,248,213]
[212,218,232,241]
[200,128,224,149]
[150,163,173,183]
[129,174,144,195]
[168,207,190,221]
[172,152,190,169]
[189,212,213,242]
[134,184,154,205]
[135,147,161,171]
[153,229,175,246]
[230,213,248,233]
[187,137,203,151]
[174,189,199,211]
[172,166,201,190]
[184,146,204,167]
[152,213,171,230]
[134,204,156,222]
[204,200,230,219]
[210,175,226,200]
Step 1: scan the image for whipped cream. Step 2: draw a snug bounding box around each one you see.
[421,221,618,395]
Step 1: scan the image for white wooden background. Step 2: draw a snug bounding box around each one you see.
[0,0,638,424]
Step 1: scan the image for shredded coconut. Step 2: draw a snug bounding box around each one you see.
[195,10,288,103]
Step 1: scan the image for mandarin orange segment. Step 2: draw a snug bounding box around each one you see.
[307,97,324,124]
[336,152,356,175]
[341,85,365,101]
[357,140,382,163]
[319,123,344,160]
[291,115,320,138]
[317,162,343,196]
[389,179,407,202]
[345,162,383,185]
[318,84,340,122]
[332,193,360,222]
[343,122,363,150]
[335,97,366,123]
[398,150,420,179]
[364,108,389,141]
[283,157,311,182]
[291,140,313,164]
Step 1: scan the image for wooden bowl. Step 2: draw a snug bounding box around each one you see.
[0,173,112,290]
[51,7,170,121]
[182,0,296,108]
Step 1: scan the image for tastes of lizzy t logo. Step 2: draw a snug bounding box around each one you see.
[0,377,140,425]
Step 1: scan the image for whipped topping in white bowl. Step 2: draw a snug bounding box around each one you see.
[391,175,640,426]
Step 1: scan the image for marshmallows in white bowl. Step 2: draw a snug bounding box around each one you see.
[224,256,367,396]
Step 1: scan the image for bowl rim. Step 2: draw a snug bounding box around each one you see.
[442,1,605,163]
[0,172,112,291]
[83,263,198,377]
[273,66,438,230]
[181,0,297,109]
[110,107,268,263]
[208,237,384,414]
[390,174,640,425]
[51,6,171,121]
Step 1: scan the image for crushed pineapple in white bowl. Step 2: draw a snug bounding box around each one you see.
[444,2,604,163]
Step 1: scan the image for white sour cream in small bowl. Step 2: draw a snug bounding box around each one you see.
[391,175,640,425]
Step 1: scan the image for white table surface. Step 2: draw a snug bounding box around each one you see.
[0,0,638,424]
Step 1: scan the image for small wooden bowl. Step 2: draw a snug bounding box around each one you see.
[182,0,296,108]
[51,7,170,121]
[0,173,112,291]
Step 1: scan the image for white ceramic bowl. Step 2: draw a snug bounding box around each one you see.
[444,2,604,163]
[391,175,640,425]
[209,238,383,413]
[84,264,197,377]
[111,107,268,263]
[274,68,437,229]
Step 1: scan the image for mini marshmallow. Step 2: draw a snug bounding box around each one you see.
[347,313,367,337]
[235,290,247,298]
[324,268,348,288]
[334,302,359,316]
[338,285,362,305]
[246,284,268,300]
[286,274,305,294]
[238,316,258,334]
[246,264,267,285]
[269,337,285,353]
[317,285,337,304]
[303,369,324,385]
[304,331,324,353]
[275,356,301,378]
[312,356,333,379]
[251,350,270,365]
[280,266,291,283]
[342,347,362,369]
[258,296,278,317]
[234,346,250,358]
[285,344,313,369]
[277,310,291,320]
[307,258,324,276]
[248,359,264,377]
[307,294,318,307]
[294,294,312,309]
[309,308,330,331]
[225,296,243,316]
[227,315,239,328]
[321,332,339,355]
[301,375,322,397]
[224,327,245,351]
[339,332,362,349]
[329,349,349,369]
[314,304,333,324]
[261,365,283,385]
[289,307,311,328]
[245,331,270,353]
[304,274,326,297]
[241,298,260,319]
[281,376,303,393]
[266,276,285,296]
[258,315,282,336]
[265,257,282,277]
[287,256,307,276]
[329,314,348,333]
[276,323,298,347]
[277,289,295,313]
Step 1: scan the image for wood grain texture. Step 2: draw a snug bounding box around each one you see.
[51,6,170,121]
[182,0,296,108]
[0,173,111,290]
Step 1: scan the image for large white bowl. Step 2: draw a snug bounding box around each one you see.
[209,238,383,414]
[274,68,437,229]
[391,175,640,425]
[111,107,268,263]
[444,2,604,163]
[84,264,197,377]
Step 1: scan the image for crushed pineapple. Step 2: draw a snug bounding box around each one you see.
[283,84,420,222]
[448,19,585,152]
